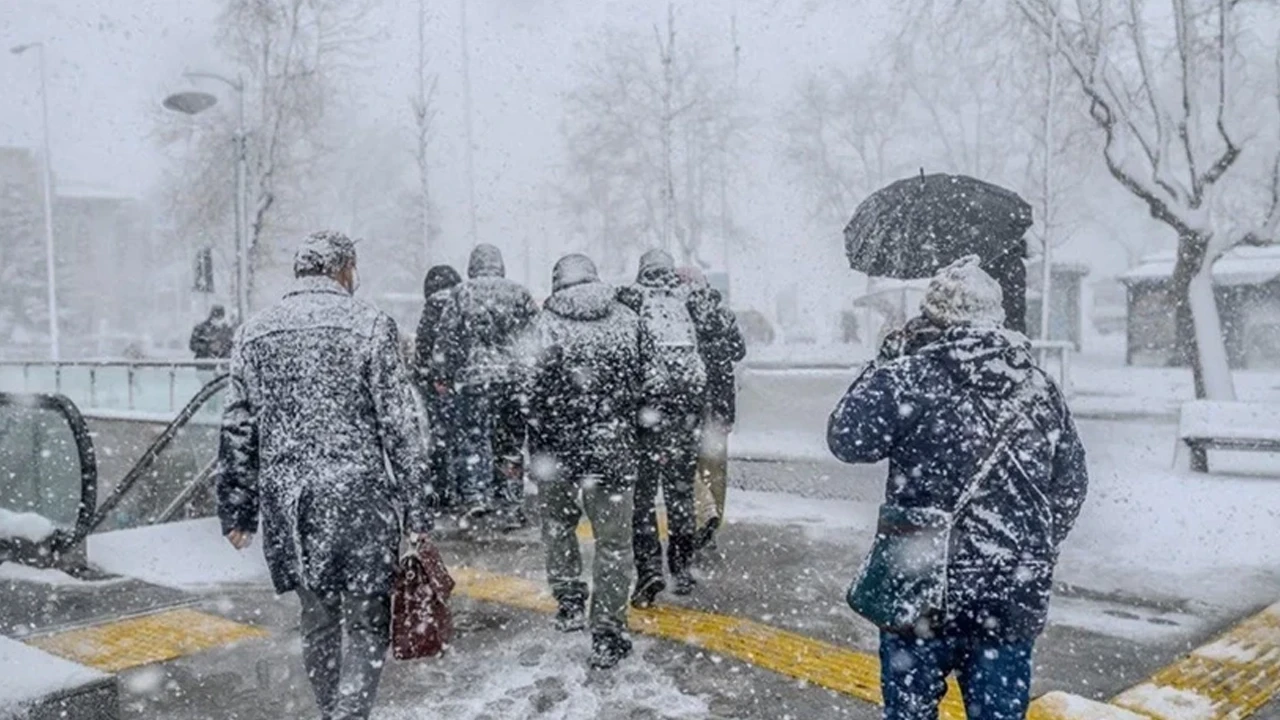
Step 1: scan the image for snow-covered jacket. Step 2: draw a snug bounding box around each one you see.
[415,265,462,383]
[686,286,746,424]
[617,261,705,413]
[828,325,1088,641]
[217,276,434,595]
[524,279,649,468]
[434,245,538,388]
[190,317,235,359]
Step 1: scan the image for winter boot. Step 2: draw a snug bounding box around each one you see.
[694,517,720,552]
[588,630,633,670]
[458,503,491,531]
[497,506,529,533]
[672,569,697,596]
[554,596,587,633]
[631,573,666,609]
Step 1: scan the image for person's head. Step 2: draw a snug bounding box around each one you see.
[423,264,462,299]
[294,230,358,293]
[637,248,676,285]
[468,244,506,279]
[552,254,599,293]
[210,305,226,320]
[675,265,709,290]
[919,255,1005,329]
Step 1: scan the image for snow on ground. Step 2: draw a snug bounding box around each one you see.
[377,629,708,720]
[0,636,107,712]
[0,509,57,542]
[88,518,271,590]
[0,562,126,587]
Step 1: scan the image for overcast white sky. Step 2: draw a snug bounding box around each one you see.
[4,1,905,304]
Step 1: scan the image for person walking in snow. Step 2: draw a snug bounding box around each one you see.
[190,305,235,360]
[617,249,707,605]
[415,264,463,510]
[523,254,649,669]
[218,230,435,720]
[676,266,746,553]
[433,244,538,529]
[827,256,1088,720]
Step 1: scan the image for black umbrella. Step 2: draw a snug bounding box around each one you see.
[844,172,1033,332]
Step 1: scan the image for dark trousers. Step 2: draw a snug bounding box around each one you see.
[633,406,701,580]
[539,454,635,633]
[454,382,525,512]
[424,389,457,507]
[298,589,391,720]
[491,385,527,513]
[879,631,1033,720]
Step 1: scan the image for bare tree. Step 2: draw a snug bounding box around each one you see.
[559,4,747,269]
[784,2,1093,254]
[1015,0,1280,405]
[411,0,440,264]
[215,0,377,306]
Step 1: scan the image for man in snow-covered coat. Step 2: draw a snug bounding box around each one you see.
[433,244,538,526]
[218,230,434,720]
[827,256,1088,720]
[523,254,652,669]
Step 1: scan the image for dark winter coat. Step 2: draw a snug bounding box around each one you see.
[434,245,538,388]
[615,252,706,413]
[524,278,649,467]
[218,276,435,596]
[415,265,463,383]
[827,326,1088,641]
[190,317,235,359]
[687,286,746,424]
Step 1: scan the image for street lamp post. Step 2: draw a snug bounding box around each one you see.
[12,42,60,360]
[164,71,249,322]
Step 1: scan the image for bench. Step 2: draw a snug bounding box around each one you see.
[1178,400,1280,473]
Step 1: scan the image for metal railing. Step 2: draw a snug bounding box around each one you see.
[742,340,1074,394]
[0,360,229,415]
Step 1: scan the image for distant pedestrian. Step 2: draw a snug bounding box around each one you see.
[617,249,707,605]
[676,267,746,552]
[416,264,463,510]
[828,256,1088,720]
[218,230,435,720]
[189,305,235,360]
[524,254,647,669]
[434,244,538,529]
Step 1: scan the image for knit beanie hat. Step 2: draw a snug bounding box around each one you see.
[919,255,1005,328]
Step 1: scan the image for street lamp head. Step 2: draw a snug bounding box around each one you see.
[162,90,218,115]
[11,42,40,55]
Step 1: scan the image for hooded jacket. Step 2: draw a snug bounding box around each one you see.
[415,265,462,380]
[434,245,538,387]
[525,258,649,465]
[827,326,1088,641]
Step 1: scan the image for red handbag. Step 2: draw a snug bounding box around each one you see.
[391,539,455,660]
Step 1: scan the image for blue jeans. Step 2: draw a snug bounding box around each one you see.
[879,631,1033,720]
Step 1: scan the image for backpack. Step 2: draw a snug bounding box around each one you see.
[638,287,707,406]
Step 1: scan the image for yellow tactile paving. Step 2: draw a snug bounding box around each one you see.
[1030,602,1280,720]
[24,608,268,673]
[452,565,968,719]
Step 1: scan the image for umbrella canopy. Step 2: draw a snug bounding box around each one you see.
[844,173,1032,280]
